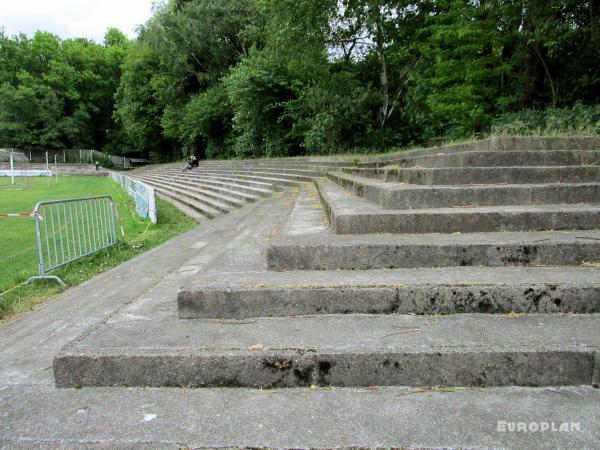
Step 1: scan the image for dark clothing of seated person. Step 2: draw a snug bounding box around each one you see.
[183,156,199,171]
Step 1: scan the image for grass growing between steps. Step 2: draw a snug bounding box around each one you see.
[0,176,196,322]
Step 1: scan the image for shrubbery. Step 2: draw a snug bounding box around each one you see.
[491,103,600,136]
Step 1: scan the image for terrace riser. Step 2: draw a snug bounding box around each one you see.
[163,169,315,182]
[138,175,261,201]
[141,180,233,214]
[166,172,291,189]
[266,242,600,270]
[325,208,600,234]
[178,284,600,319]
[137,176,246,209]
[360,151,600,169]
[154,189,222,219]
[342,167,600,185]
[328,173,600,209]
[53,350,595,388]
[168,173,283,192]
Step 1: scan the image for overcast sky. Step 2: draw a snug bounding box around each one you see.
[1,0,156,43]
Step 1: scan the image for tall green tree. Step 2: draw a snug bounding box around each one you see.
[0,29,129,151]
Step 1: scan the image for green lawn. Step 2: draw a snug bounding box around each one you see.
[0,175,196,320]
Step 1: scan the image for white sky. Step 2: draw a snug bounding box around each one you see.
[0,0,156,43]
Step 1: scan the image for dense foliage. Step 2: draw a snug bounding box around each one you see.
[492,103,600,136]
[1,0,599,159]
[0,28,129,152]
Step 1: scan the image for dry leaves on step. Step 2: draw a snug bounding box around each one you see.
[248,343,265,351]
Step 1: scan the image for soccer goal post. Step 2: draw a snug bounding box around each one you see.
[0,149,52,185]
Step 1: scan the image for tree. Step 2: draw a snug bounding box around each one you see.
[0,29,129,151]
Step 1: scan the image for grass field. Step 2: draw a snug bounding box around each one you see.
[0,175,196,321]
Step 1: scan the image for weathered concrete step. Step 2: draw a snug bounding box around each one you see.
[151,185,224,219]
[192,167,324,177]
[137,177,234,215]
[361,149,600,168]
[155,192,204,222]
[362,137,600,164]
[200,160,352,168]
[316,178,600,234]
[161,170,289,190]
[175,172,280,193]
[54,313,600,388]
[137,173,261,203]
[343,166,600,185]
[267,230,600,270]
[135,174,249,208]
[178,266,600,319]
[328,171,600,209]
[173,168,313,183]
[4,385,600,449]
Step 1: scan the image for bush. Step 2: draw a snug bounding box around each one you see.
[491,103,600,136]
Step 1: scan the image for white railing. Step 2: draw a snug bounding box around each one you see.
[110,171,157,224]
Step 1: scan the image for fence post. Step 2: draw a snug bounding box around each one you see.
[10,149,14,185]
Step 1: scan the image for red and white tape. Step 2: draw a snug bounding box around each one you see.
[0,212,43,218]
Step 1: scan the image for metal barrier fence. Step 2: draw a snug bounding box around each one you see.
[26,196,120,287]
[110,171,157,224]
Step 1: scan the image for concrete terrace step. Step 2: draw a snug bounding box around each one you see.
[316,178,600,234]
[361,149,600,168]
[151,184,225,219]
[157,170,293,190]
[3,385,600,449]
[155,192,204,222]
[54,313,600,388]
[135,173,262,203]
[194,167,325,177]
[138,177,234,215]
[188,169,312,184]
[266,230,600,270]
[135,174,248,209]
[173,172,282,192]
[201,160,352,168]
[177,266,600,318]
[343,165,600,185]
[328,171,600,209]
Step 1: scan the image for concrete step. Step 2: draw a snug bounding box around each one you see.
[361,149,600,168]
[155,192,204,222]
[163,171,285,191]
[178,266,600,319]
[316,178,600,234]
[4,384,600,449]
[177,173,278,194]
[138,177,234,215]
[267,230,600,270]
[195,167,324,177]
[191,170,310,184]
[343,166,600,185]
[157,170,299,190]
[136,173,261,203]
[151,184,224,219]
[166,168,313,183]
[54,313,600,388]
[135,174,249,209]
[199,160,352,168]
[328,171,600,209]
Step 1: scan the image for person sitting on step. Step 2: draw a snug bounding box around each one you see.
[183,155,199,171]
